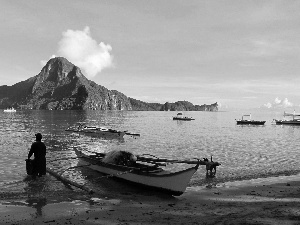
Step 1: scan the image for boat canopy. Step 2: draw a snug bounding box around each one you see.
[177,113,183,116]
[284,112,300,117]
[242,114,251,120]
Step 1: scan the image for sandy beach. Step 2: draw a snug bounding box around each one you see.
[0,175,299,225]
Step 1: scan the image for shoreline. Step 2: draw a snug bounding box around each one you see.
[0,175,300,224]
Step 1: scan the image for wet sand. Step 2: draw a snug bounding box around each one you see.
[0,175,300,225]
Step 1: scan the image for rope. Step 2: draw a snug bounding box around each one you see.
[138,153,159,159]
[47,156,85,163]
[87,168,135,182]
[58,164,92,176]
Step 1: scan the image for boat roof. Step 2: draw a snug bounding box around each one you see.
[284,112,300,117]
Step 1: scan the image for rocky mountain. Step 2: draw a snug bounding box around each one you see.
[160,101,218,111]
[0,57,132,110]
[0,57,218,111]
[128,99,218,111]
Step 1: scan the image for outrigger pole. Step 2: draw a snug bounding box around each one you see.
[46,167,94,194]
[81,149,220,169]
[137,155,206,165]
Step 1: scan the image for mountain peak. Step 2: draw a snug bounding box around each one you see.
[34,57,86,86]
[46,57,73,66]
[43,57,75,75]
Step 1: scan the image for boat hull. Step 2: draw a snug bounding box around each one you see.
[275,120,300,125]
[75,150,198,196]
[173,117,195,121]
[236,120,265,125]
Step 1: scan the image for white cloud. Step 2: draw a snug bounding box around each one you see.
[282,98,293,107]
[274,97,281,104]
[262,97,293,108]
[57,26,113,78]
[263,102,272,108]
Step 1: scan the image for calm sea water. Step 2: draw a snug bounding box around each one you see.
[0,109,300,197]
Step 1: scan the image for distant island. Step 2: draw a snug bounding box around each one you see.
[0,57,218,111]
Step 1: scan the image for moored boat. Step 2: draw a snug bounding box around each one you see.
[274,111,300,125]
[3,107,16,112]
[74,149,217,196]
[65,123,140,138]
[173,112,195,121]
[236,114,265,125]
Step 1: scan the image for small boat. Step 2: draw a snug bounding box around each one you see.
[236,114,265,125]
[65,123,140,138]
[273,111,300,125]
[173,113,195,121]
[74,149,217,196]
[3,107,16,112]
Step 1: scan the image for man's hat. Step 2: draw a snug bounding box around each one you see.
[35,133,42,139]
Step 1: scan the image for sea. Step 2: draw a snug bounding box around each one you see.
[0,109,300,199]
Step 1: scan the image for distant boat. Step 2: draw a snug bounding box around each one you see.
[273,111,300,125]
[173,112,195,121]
[3,107,16,113]
[236,114,265,125]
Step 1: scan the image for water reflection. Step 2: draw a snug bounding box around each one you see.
[0,176,49,217]
[24,176,47,196]
[26,198,47,217]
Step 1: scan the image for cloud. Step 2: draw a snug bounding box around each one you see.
[262,97,293,108]
[274,97,281,104]
[282,98,293,107]
[263,102,272,108]
[57,26,113,78]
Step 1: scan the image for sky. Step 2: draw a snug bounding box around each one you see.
[1,0,300,110]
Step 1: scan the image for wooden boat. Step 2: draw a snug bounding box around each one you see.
[236,114,265,125]
[274,111,300,125]
[74,149,213,196]
[173,112,195,121]
[3,107,16,112]
[65,123,140,138]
